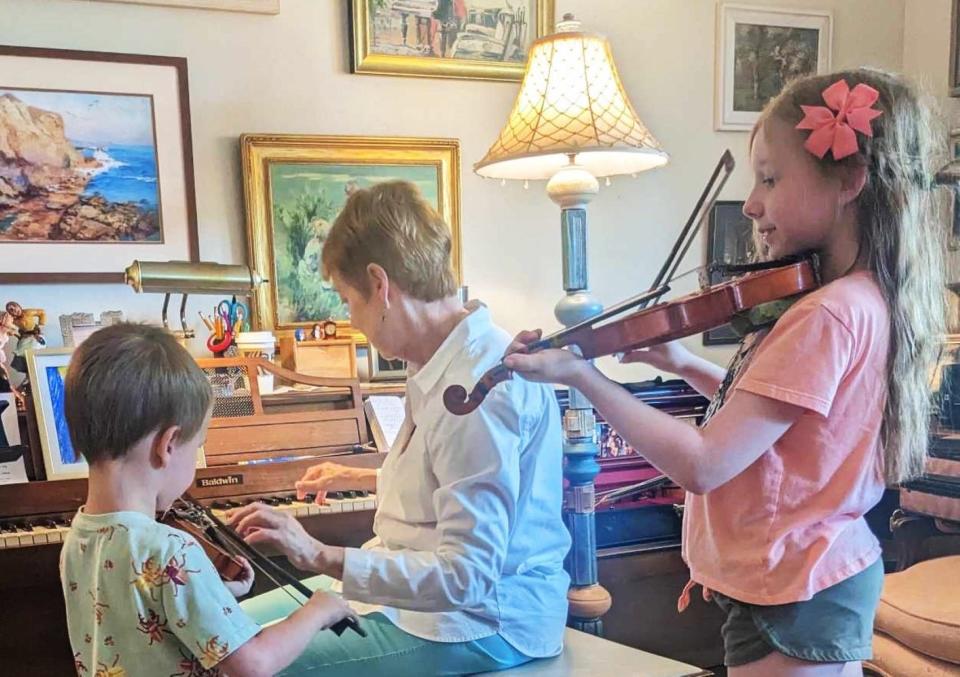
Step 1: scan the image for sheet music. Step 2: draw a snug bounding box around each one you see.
[0,394,28,485]
[364,395,406,453]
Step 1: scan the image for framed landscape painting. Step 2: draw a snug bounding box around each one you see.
[715,4,832,131]
[0,46,198,283]
[241,134,461,343]
[350,0,555,81]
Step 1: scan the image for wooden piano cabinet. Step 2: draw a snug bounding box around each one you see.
[597,544,725,671]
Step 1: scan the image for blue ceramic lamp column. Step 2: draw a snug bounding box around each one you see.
[474,14,668,634]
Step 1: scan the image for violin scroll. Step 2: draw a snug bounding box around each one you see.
[442,364,513,416]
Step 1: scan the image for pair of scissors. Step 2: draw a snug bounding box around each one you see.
[216,297,249,335]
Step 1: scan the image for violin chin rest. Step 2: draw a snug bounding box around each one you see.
[443,384,477,416]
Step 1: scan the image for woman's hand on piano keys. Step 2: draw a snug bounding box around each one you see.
[227,502,324,572]
[295,462,378,505]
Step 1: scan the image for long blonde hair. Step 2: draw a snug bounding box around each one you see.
[760,68,946,484]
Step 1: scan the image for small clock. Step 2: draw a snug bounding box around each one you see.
[322,320,338,339]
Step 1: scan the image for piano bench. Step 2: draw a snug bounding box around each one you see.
[476,628,709,676]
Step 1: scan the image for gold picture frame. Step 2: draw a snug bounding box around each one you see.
[241,134,462,344]
[349,0,555,82]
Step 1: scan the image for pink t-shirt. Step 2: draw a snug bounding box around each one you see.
[683,270,888,605]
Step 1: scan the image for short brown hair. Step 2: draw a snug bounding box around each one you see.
[65,323,212,464]
[321,180,457,301]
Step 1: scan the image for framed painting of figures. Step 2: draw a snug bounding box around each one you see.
[0,46,198,284]
[241,134,461,343]
[715,4,832,131]
[349,0,555,81]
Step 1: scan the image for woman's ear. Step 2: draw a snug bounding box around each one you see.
[150,426,182,469]
[366,263,390,309]
[839,163,868,207]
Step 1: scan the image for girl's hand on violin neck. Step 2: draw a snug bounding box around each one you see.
[618,341,692,374]
[504,329,589,386]
[226,502,321,571]
[223,556,255,597]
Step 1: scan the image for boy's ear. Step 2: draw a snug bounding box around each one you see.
[839,163,868,207]
[149,426,182,469]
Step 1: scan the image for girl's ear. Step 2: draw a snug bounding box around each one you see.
[150,426,181,469]
[838,163,868,207]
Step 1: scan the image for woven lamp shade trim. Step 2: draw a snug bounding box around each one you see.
[476,32,666,180]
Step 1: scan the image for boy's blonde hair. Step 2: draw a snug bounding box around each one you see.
[758,68,947,484]
[65,323,212,464]
[321,181,457,301]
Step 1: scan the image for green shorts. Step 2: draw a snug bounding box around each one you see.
[713,558,883,667]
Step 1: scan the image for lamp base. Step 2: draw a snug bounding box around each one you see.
[547,163,599,209]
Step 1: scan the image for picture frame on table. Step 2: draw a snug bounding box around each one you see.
[25,348,88,480]
[368,344,407,381]
[0,45,198,284]
[949,129,960,250]
[349,0,555,81]
[715,4,832,131]
[951,0,960,97]
[241,133,461,345]
[703,200,756,346]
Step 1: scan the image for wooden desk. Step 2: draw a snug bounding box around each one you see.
[279,336,357,379]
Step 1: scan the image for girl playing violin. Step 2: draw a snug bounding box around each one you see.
[505,68,947,676]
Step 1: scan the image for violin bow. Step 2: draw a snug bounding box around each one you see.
[443,150,737,415]
[178,496,366,638]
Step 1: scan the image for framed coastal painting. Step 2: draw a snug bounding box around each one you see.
[715,4,832,130]
[26,348,88,481]
[349,0,555,81]
[703,201,755,346]
[0,46,198,284]
[241,134,461,343]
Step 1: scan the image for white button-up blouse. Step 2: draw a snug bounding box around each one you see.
[340,302,571,657]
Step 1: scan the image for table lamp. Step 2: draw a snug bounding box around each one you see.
[476,13,668,633]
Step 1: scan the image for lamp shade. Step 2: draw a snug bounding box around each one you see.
[475,22,668,181]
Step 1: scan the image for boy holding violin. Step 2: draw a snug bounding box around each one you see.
[60,323,355,677]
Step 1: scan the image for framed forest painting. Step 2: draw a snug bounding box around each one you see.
[241,134,461,343]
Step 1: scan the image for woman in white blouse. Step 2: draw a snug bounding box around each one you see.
[229,180,571,676]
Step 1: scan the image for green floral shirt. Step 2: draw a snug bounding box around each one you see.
[60,509,260,676]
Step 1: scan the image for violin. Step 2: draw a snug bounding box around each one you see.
[163,496,366,638]
[443,258,818,415]
[443,150,820,416]
[162,508,246,581]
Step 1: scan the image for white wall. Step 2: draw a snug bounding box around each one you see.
[1,0,908,380]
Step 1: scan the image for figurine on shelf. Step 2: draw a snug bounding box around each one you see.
[0,309,23,407]
[5,302,46,401]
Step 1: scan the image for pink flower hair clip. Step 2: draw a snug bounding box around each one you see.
[795,79,883,160]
